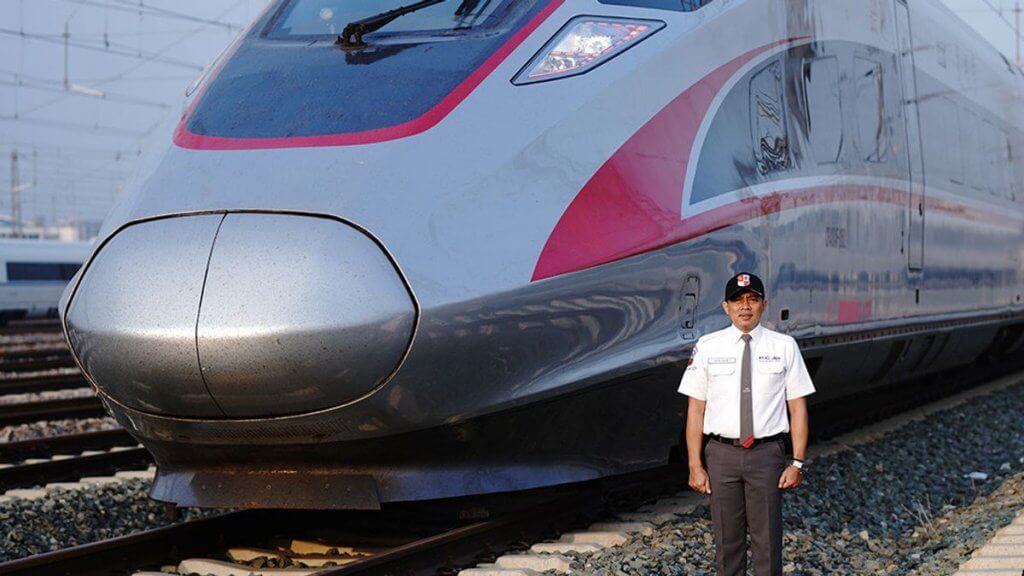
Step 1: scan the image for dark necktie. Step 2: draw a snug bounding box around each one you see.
[740,333,754,448]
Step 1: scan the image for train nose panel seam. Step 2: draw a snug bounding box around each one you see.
[193,213,229,418]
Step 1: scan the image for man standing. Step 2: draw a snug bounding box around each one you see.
[678,272,815,576]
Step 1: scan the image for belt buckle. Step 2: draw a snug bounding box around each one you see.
[731,438,742,447]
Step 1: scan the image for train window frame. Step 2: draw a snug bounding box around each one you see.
[853,57,889,164]
[802,56,843,165]
[263,0,517,39]
[749,59,790,175]
[1007,130,1021,201]
[959,107,983,191]
[993,124,1013,199]
[980,119,997,195]
[921,96,964,186]
[1002,130,1016,200]
[947,98,965,184]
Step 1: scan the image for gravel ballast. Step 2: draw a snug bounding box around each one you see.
[568,378,1024,576]
[0,416,120,442]
[0,333,66,348]
[0,366,83,381]
[0,386,94,405]
[0,480,214,562]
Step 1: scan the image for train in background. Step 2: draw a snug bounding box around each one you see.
[61,0,1023,509]
[0,238,90,324]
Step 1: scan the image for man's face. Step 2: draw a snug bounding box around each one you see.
[721,291,765,333]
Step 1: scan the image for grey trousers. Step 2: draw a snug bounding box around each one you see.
[704,438,787,576]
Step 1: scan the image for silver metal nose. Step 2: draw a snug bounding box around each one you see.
[196,213,415,417]
[65,213,416,419]
[66,214,225,417]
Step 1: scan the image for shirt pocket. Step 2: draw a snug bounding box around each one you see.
[706,361,735,403]
[756,360,786,396]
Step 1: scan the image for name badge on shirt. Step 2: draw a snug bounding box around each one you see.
[707,357,736,376]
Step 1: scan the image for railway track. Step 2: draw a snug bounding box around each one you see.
[0,356,75,374]
[0,344,71,360]
[1,356,1020,576]
[0,465,681,576]
[0,373,89,396]
[0,447,151,495]
[0,395,106,427]
[0,320,62,337]
[0,429,147,493]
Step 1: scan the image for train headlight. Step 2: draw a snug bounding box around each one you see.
[512,17,664,85]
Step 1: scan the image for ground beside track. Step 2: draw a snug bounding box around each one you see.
[0,480,216,562]
[535,373,1024,576]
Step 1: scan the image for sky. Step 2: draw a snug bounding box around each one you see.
[0,0,1020,234]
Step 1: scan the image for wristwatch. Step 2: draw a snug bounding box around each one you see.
[791,458,805,473]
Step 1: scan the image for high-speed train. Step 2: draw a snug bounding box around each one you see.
[0,238,90,324]
[61,0,1024,509]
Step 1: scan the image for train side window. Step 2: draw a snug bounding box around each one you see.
[750,60,789,175]
[948,100,965,183]
[981,120,997,195]
[959,107,983,190]
[6,262,81,282]
[1007,132,1020,201]
[854,57,889,163]
[802,56,843,165]
[921,96,963,185]
[997,128,1013,199]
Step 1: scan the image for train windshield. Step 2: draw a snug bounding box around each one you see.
[268,0,511,37]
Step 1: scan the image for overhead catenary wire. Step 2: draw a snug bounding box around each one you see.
[83,0,249,86]
[0,27,205,71]
[60,0,244,31]
[2,0,260,231]
[969,0,1023,64]
[0,76,172,110]
[0,115,150,137]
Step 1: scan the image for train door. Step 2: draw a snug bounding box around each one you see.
[893,0,926,270]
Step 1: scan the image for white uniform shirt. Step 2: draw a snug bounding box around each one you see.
[678,323,815,438]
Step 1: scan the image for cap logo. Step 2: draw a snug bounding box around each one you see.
[737,274,750,287]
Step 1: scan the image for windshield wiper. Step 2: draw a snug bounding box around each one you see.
[337,0,447,49]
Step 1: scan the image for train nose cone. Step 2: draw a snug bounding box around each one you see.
[195,213,415,417]
[66,213,416,418]
[66,215,226,417]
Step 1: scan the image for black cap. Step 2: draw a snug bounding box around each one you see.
[724,272,765,301]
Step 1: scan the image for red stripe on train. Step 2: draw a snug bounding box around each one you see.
[530,39,799,282]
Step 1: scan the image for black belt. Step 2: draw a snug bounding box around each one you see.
[706,433,786,447]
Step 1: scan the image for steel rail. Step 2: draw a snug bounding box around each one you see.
[0,428,135,462]
[0,447,151,492]
[0,346,69,360]
[0,357,76,373]
[0,396,105,427]
[0,320,62,336]
[0,374,90,396]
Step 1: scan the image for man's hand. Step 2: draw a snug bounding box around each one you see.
[778,465,802,489]
[689,465,712,494]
